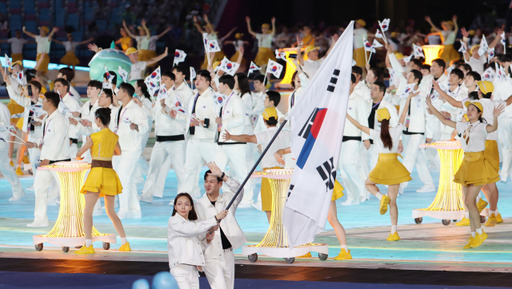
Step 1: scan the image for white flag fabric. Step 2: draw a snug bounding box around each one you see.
[275,49,287,61]
[487,47,495,63]
[266,59,283,78]
[283,21,354,247]
[174,49,187,65]
[212,92,225,108]
[248,61,260,75]
[104,66,115,84]
[403,54,413,64]
[458,40,467,53]
[379,18,390,32]
[375,30,383,39]
[413,44,425,58]
[372,39,383,49]
[478,36,489,56]
[144,67,161,96]
[482,67,496,81]
[15,70,25,85]
[363,38,375,53]
[495,62,507,81]
[157,84,168,101]
[205,39,221,53]
[118,66,129,83]
[4,54,11,68]
[190,67,196,81]
[219,57,240,76]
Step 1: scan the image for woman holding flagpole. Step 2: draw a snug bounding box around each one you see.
[346,95,413,241]
[426,97,503,249]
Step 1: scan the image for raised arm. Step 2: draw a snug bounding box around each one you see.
[399,94,414,125]
[122,20,138,39]
[193,16,205,34]
[156,25,172,39]
[218,27,237,43]
[425,95,456,128]
[346,113,370,135]
[460,28,471,62]
[22,26,37,39]
[245,16,257,38]
[296,35,304,66]
[432,80,463,108]
[452,15,459,35]
[489,26,505,49]
[235,45,244,65]
[487,104,505,133]
[77,37,94,45]
[324,33,339,58]
[425,16,441,33]
[270,17,276,37]
[141,19,151,38]
[145,47,168,67]
[48,27,58,40]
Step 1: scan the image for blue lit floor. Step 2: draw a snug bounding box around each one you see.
[1,166,512,270]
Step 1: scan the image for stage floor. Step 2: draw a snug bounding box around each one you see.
[1,160,512,286]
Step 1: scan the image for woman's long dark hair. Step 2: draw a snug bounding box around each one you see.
[171,193,198,221]
[136,79,151,100]
[380,119,393,150]
[235,73,251,96]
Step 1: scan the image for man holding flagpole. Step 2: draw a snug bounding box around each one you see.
[283,21,354,248]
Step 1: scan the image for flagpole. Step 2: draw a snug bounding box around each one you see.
[368,52,373,64]
[224,119,288,211]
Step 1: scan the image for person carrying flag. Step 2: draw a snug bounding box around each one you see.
[346,101,412,241]
[194,14,236,69]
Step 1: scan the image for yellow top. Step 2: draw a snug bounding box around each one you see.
[118,36,133,52]
[90,128,118,160]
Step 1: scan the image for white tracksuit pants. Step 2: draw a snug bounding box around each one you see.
[338,140,368,204]
[400,134,435,190]
[142,140,187,198]
[170,264,200,289]
[204,248,235,289]
[33,168,59,224]
[499,117,512,181]
[182,138,219,198]
[215,144,253,205]
[0,142,24,200]
[114,150,142,219]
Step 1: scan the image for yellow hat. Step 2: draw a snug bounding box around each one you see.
[356,19,366,27]
[212,61,221,69]
[11,60,22,67]
[262,107,278,121]
[391,32,399,38]
[376,107,390,122]
[261,23,270,29]
[137,26,144,30]
[468,30,476,36]
[443,20,454,27]
[464,101,484,113]
[305,45,320,55]
[394,52,404,60]
[125,47,138,55]
[39,26,49,33]
[235,33,244,39]
[470,44,480,55]
[477,80,494,94]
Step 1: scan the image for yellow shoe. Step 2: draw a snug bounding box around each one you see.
[485,214,497,227]
[22,154,29,164]
[9,160,14,167]
[119,242,131,251]
[334,249,352,260]
[496,213,503,224]
[470,231,488,248]
[455,217,470,226]
[386,232,400,241]
[463,237,474,249]
[297,252,312,258]
[75,245,95,254]
[379,195,390,215]
[15,167,24,176]
[477,199,488,213]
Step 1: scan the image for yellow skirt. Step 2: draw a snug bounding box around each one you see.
[369,153,412,185]
[16,117,24,130]
[454,151,500,186]
[201,51,225,69]
[11,53,23,63]
[353,47,368,69]
[7,99,24,119]
[332,179,344,201]
[60,51,80,66]
[35,53,50,72]
[138,49,154,61]
[439,44,460,64]
[254,47,276,67]
[485,140,499,173]
[81,167,123,197]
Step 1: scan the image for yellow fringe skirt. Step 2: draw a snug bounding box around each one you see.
[454,151,500,186]
[369,153,412,185]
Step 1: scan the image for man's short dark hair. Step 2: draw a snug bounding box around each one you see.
[373,81,386,93]
[421,64,431,72]
[44,91,60,108]
[253,74,265,83]
[266,90,281,106]
[58,67,75,81]
[219,74,235,89]
[432,58,446,70]
[204,170,222,182]
[119,82,135,97]
[173,64,188,77]
[54,78,70,92]
[197,69,211,83]
[466,71,481,81]
[411,59,423,68]
[450,68,464,80]
[87,80,102,90]
[29,80,42,93]
[352,66,363,76]
[410,69,423,85]
[162,70,176,81]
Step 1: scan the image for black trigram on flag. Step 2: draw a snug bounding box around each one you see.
[327,69,340,92]
[298,108,319,139]
[316,157,336,191]
[287,184,295,198]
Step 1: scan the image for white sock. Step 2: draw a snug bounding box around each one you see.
[391,225,397,234]
[121,237,127,245]
[464,212,469,218]
[476,228,483,235]
[471,232,476,237]
[340,245,348,251]
[490,210,496,216]
[85,239,92,247]
[375,192,383,200]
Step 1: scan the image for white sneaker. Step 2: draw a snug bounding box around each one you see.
[140,194,153,203]
[9,191,25,202]
[416,185,435,193]
[27,220,49,227]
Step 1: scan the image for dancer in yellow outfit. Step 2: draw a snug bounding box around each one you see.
[425,15,460,64]
[426,98,503,249]
[246,16,276,68]
[75,107,131,254]
[347,104,412,242]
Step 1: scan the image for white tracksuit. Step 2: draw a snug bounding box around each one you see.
[0,102,24,201]
[493,78,512,181]
[58,92,82,159]
[113,99,148,219]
